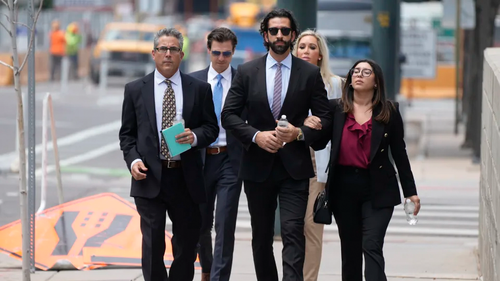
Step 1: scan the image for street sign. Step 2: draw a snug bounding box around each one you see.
[0,193,200,270]
[401,29,438,79]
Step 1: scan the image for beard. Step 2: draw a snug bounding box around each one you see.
[269,39,292,55]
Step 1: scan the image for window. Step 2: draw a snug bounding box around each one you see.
[104,29,154,42]
[325,37,371,59]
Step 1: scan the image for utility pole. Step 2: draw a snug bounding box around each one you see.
[277,0,317,31]
[371,0,400,101]
[454,0,461,135]
[27,0,37,273]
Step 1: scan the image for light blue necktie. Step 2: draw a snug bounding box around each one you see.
[211,74,223,146]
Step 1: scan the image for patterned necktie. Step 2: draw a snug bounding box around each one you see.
[211,74,223,146]
[271,62,282,120]
[161,79,176,159]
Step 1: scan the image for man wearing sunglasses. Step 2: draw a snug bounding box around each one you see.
[119,27,218,281]
[189,27,243,281]
[221,9,331,281]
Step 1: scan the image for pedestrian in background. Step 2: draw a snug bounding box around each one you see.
[221,9,331,281]
[310,59,421,281]
[189,27,244,281]
[65,22,82,80]
[175,24,190,73]
[49,19,65,81]
[292,29,344,281]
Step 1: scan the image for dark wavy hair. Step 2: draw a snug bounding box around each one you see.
[342,59,392,124]
[259,8,300,51]
[207,27,238,51]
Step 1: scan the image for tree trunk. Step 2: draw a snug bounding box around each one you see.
[8,0,30,280]
[469,0,500,160]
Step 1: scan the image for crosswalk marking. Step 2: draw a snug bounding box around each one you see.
[108,189,479,238]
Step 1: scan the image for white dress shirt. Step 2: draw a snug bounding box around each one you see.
[252,53,292,143]
[207,63,232,147]
[266,53,291,109]
[131,69,197,169]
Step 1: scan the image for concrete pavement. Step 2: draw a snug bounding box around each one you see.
[0,235,479,281]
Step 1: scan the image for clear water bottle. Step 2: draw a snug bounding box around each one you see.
[173,111,184,126]
[277,115,288,146]
[277,115,289,128]
[404,198,418,225]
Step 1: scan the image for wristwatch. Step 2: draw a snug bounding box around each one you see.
[296,128,304,141]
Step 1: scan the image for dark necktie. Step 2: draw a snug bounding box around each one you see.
[161,79,176,159]
[271,62,282,120]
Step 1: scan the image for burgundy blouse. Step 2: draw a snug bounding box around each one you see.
[337,113,372,169]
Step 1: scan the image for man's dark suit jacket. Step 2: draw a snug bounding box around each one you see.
[119,71,219,204]
[189,66,245,176]
[221,54,331,182]
[317,99,418,208]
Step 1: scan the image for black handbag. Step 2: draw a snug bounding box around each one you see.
[313,188,332,225]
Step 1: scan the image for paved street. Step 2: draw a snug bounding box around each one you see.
[0,80,481,280]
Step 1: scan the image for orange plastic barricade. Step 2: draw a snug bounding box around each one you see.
[0,193,200,270]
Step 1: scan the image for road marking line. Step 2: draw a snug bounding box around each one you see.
[0,120,121,163]
[230,220,479,237]
[36,142,119,177]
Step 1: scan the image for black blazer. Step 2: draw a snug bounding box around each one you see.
[221,54,332,182]
[119,71,219,204]
[317,99,417,208]
[188,66,245,176]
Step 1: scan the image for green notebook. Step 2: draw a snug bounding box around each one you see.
[161,123,191,157]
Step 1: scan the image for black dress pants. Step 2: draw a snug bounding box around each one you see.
[198,151,242,281]
[331,166,394,281]
[244,155,309,281]
[135,166,201,281]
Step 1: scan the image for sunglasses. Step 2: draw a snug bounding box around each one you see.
[211,50,232,57]
[155,46,181,54]
[268,27,292,36]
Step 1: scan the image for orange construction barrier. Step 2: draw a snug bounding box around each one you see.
[0,193,200,270]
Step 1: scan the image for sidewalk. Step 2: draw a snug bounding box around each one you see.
[0,99,481,280]
[0,235,479,281]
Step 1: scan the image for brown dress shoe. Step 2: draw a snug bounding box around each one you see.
[201,273,210,281]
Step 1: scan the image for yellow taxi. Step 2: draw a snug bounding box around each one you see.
[90,22,164,84]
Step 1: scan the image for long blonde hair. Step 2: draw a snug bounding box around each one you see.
[292,29,340,96]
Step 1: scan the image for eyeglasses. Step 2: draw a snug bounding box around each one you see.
[268,27,292,36]
[211,50,232,57]
[155,46,181,54]
[351,68,373,77]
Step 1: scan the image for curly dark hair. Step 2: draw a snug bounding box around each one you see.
[259,8,300,51]
[207,27,238,51]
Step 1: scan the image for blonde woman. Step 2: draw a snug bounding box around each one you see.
[292,29,343,281]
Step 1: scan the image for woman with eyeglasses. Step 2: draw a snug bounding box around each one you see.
[291,29,343,281]
[308,59,421,281]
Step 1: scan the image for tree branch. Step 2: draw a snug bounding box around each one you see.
[17,0,44,74]
[1,0,7,7]
[0,59,14,70]
[13,21,31,31]
[1,13,9,21]
[0,20,11,37]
